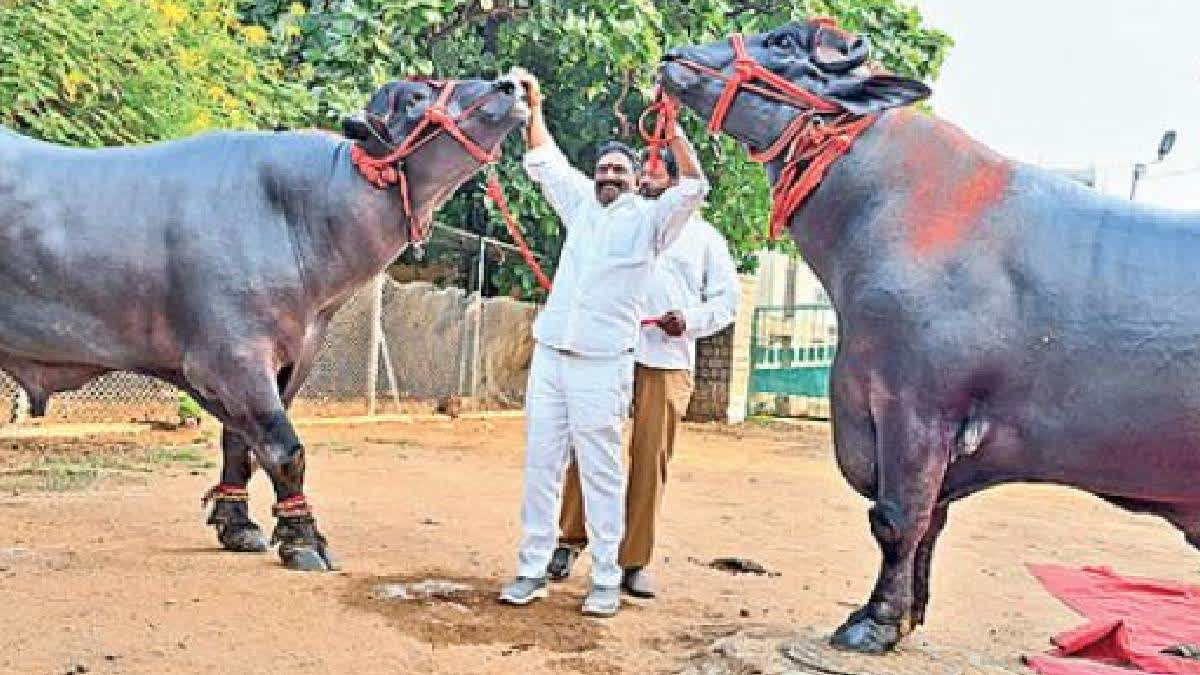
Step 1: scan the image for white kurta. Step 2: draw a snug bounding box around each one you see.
[516,141,708,586]
[636,216,741,371]
[524,143,708,356]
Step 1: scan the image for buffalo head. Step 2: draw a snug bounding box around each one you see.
[343,75,528,157]
[342,73,529,217]
[660,20,931,151]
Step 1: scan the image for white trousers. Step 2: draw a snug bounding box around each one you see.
[516,343,633,587]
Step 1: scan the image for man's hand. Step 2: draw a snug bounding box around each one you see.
[510,67,542,109]
[509,66,548,149]
[658,310,687,337]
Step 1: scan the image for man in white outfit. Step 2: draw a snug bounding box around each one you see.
[549,147,741,599]
[499,70,709,617]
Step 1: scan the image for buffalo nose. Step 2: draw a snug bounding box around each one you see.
[663,47,683,61]
[494,78,518,96]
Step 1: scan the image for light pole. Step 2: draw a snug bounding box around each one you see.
[1130,129,1177,200]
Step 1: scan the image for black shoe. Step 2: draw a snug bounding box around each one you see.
[622,567,657,598]
[547,545,581,581]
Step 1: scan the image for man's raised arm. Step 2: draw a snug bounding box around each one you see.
[652,124,709,250]
[511,67,591,225]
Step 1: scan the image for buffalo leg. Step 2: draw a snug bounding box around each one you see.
[261,357,338,571]
[204,356,316,554]
[204,429,270,553]
[251,409,335,572]
[171,383,270,554]
[196,361,335,571]
[831,403,950,653]
[911,503,948,626]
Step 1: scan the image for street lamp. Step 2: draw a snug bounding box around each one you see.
[1130,129,1177,200]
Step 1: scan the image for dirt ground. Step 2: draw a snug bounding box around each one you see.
[1,417,1197,675]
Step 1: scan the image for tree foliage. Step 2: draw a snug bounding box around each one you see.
[0,0,313,146]
[240,0,949,298]
[2,0,950,300]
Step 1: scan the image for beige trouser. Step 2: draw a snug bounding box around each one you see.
[559,364,694,569]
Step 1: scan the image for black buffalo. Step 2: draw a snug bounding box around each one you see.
[663,20,1200,652]
[0,75,527,570]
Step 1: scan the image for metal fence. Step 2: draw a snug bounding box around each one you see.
[747,304,838,418]
[0,223,542,425]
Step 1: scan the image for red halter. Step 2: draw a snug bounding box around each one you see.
[351,80,502,246]
[484,172,553,292]
[665,28,879,239]
[638,85,679,176]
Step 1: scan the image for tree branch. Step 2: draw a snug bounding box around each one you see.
[725,0,779,18]
[612,69,633,139]
[427,1,483,43]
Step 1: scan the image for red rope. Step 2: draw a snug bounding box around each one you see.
[350,81,502,247]
[272,494,311,518]
[764,114,876,239]
[639,85,679,175]
[485,172,553,292]
[671,23,880,240]
[201,483,249,506]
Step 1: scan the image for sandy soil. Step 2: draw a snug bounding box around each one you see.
[0,417,1196,675]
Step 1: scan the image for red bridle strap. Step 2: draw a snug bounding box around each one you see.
[351,80,502,246]
[765,113,876,239]
[670,30,879,239]
[484,171,553,292]
[639,85,679,175]
[698,33,843,135]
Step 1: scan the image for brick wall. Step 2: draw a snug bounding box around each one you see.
[686,325,734,422]
[686,274,759,423]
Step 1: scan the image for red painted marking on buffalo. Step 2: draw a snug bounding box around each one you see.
[890,112,1011,255]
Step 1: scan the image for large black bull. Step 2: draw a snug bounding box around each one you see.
[0,75,527,570]
[662,20,1200,653]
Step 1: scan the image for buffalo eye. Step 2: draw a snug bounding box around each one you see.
[769,33,799,53]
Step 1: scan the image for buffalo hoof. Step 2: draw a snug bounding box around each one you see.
[281,545,330,572]
[830,610,902,654]
[217,523,269,553]
[272,515,337,572]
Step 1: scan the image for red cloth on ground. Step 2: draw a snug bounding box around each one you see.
[1024,564,1200,675]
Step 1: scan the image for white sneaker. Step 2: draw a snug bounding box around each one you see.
[582,584,620,617]
[499,576,548,605]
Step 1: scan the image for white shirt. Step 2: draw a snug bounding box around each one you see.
[523,141,709,357]
[637,216,741,371]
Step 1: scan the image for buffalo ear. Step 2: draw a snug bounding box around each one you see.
[342,112,373,141]
[811,34,870,74]
[340,110,396,152]
[826,74,931,115]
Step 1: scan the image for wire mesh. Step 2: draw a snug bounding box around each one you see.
[0,224,539,425]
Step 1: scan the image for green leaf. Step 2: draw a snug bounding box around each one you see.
[0,0,950,300]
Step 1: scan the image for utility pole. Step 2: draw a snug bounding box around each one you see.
[1130,129,1177,200]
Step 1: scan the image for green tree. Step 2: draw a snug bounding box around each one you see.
[0,0,314,146]
[1,1,950,298]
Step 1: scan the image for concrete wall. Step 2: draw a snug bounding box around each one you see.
[301,280,537,407]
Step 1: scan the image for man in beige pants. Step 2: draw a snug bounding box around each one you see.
[548,147,741,598]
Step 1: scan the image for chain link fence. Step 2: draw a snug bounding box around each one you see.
[0,223,540,425]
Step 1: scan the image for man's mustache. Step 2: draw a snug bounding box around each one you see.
[596,179,625,192]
